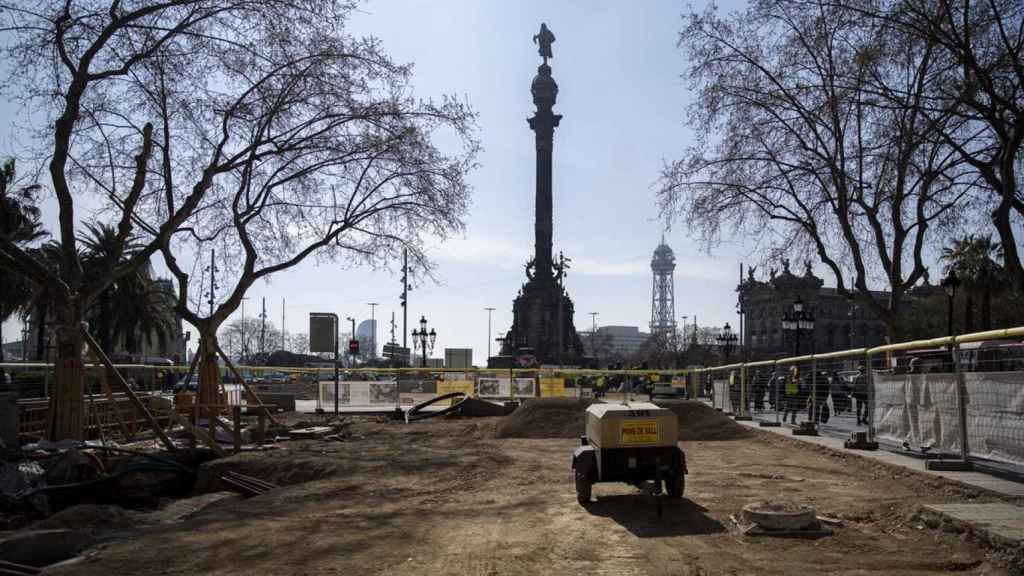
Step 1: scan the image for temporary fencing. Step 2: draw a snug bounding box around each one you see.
[4,325,1022,469]
[692,326,1024,473]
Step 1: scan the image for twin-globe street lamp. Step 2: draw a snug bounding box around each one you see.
[715,322,739,360]
[411,315,436,368]
[781,297,815,356]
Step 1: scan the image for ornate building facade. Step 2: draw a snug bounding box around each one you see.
[739,259,890,358]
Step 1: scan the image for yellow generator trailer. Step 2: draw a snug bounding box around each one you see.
[571,402,686,505]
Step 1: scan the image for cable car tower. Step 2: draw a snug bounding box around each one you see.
[650,236,677,337]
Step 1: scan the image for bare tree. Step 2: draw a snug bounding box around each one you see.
[659,0,979,339]
[219,317,280,362]
[287,332,309,355]
[0,0,476,439]
[840,0,1024,288]
[150,18,478,407]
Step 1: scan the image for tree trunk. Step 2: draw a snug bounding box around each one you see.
[34,300,47,361]
[981,286,992,331]
[963,292,975,333]
[196,335,222,423]
[98,289,112,353]
[48,322,85,440]
[0,312,6,386]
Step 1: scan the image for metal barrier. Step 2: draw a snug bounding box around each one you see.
[689,326,1024,473]
[3,326,1021,470]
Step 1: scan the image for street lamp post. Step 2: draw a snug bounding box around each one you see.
[941,270,960,338]
[485,307,495,358]
[781,297,817,426]
[716,322,739,360]
[781,297,814,357]
[345,316,356,366]
[368,303,378,359]
[411,316,436,368]
[589,312,599,366]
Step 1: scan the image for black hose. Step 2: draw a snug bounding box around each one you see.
[405,392,467,423]
[76,444,196,477]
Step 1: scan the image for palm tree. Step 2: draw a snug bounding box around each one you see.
[941,235,1005,331]
[0,159,47,377]
[79,223,176,356]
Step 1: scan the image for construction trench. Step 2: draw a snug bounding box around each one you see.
[1,395,1023,575]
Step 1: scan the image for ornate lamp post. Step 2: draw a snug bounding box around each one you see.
[781,297,815,356]
[716,322,739,360]
[941,270,960,338]
[411,315,436,368]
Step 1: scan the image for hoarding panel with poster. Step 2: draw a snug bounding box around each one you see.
[437,379,474,404]
[539,377,565,397]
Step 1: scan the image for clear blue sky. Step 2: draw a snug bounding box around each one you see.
[1,0,753,363]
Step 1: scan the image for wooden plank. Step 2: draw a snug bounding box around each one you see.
[164,409,227,457]
[80,326,177,453]
[213,342,280,426]
[232,405,242,453]
[99,365,132,442]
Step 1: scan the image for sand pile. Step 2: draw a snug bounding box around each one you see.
[655,400,754,441]
[493,398,595,438]
[493,399,752,441]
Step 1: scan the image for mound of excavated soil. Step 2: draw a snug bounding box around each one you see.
[655,400,754,441]
[195,452,341,493]
[493,398,595,439]
[33,504,153,532]
[493,399,752,441]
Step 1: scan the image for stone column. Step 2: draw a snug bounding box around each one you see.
[528,63,561,280]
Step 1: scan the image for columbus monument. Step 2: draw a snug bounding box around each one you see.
[497,23,585,366]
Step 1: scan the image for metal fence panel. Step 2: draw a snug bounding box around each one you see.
[963,371,1024,466]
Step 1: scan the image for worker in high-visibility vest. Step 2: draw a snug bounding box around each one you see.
[782,365,801,424]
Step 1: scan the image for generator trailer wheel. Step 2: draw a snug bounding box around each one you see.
[575,470,592,504]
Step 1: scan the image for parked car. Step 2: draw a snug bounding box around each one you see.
[260,372,290,384]
[651,383,686,399]
[173,375,200,393]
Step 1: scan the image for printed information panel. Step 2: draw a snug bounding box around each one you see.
[319,380,399,406]
[476,378,536,398]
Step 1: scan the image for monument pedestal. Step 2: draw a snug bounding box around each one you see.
[505,273,583,365]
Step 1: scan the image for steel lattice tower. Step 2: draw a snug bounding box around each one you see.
[650,237,677,336]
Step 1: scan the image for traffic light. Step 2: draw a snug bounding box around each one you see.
[348,339,360,354]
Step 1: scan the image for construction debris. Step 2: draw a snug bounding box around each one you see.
[287,426,334,439]
[219,471,278,498]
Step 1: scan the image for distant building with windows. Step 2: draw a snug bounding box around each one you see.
[579,325,650,359]
[739,259,889,358]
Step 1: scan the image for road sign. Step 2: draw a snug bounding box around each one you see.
[309,314,337,353]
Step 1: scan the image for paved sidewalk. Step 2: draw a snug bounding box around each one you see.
[922,503,1024,544]
[737,419,1024,498]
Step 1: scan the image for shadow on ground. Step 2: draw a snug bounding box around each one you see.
[584,496,725,538]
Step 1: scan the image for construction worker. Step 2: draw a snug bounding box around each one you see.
[853,364,869,426]
[782,365,801,424]
[752,369,767,412]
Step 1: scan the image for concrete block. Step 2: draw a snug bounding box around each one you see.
[254,392,295,413]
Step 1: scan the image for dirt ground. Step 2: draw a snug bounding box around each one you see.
[46,402,1023,576]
